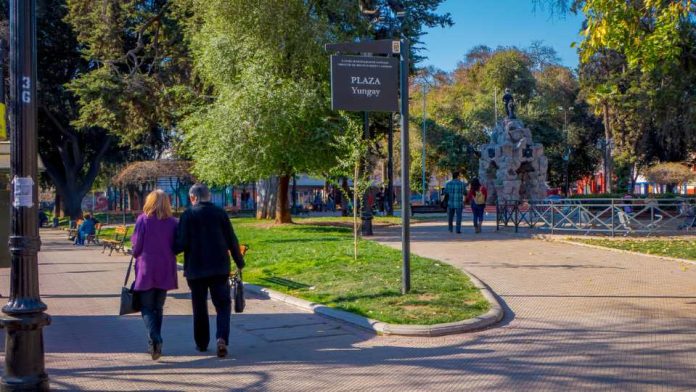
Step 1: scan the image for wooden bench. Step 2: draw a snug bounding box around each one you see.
[86,223,103,246]
[410,204,447,216]
[101,225,130,256]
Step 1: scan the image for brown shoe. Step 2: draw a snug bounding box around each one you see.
[216,338,228,358]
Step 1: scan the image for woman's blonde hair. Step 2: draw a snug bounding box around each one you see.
[142,189,173,219]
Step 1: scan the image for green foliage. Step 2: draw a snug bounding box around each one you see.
[482,50,536,103]
[579,0,689,72]
[578,1,696,169]
[410,44,602,188]
[65,0,192,147]
[180,0,341,187]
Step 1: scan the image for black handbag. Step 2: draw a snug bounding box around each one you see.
[119,256,141,316]
[231,270,245,313]
[440,193,449,209]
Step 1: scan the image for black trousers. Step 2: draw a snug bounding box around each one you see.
[138,288,167,346]
[186,275,231,349]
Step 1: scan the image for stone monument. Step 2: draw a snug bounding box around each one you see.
[478,117,548,203]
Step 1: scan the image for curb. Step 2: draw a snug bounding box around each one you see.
[244,270,504,337]
[535,234,696,266]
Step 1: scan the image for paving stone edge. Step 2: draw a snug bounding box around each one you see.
[244,271,504,337]
[535,234,696,266]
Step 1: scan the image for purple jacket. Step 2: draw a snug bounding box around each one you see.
[131,214,178,291]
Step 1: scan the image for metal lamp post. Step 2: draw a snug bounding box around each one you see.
[1,1,51,390]
[395,9,410,294]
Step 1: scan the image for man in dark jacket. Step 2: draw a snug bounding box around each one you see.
[176,183,245,357]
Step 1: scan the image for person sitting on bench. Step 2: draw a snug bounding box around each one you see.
[74,214,96,246]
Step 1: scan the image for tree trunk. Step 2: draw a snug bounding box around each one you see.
[62,191,83,219]
[53,193,62,218]
[341,177,350,217]
[275,174,292,224]
[602,103,613,193]
[256,177,278,219]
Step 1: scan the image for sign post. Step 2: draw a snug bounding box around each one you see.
[327,39,411,294]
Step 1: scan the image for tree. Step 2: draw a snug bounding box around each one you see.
[0,0,118,219]
[409,45,601,190]
[65,0,195,147]
[578,3,696,188]
[645,162,695,194]
[180,0,341,224]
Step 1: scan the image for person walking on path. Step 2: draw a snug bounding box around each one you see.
[465,178,488,233]
[444,172,466,233]
[130,190,179,360]
[175,183,245,358]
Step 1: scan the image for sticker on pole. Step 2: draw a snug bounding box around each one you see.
[0,103,6,140]
[12,176,34,208]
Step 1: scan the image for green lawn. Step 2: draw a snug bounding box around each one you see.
[233,218,489,325]
[573,238,696,261]
[98,217,489,324]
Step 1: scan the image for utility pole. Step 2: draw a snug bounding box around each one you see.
[386,114,394,216]
[421,82,427,205]
[361,111,373,236]
[1,1,51,390]
[399,37,411,294]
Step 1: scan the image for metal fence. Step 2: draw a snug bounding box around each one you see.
[496,198,696,236]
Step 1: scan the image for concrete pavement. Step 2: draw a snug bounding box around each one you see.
[0,224,694,390]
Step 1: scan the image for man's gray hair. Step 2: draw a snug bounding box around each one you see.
[189,183,211,202]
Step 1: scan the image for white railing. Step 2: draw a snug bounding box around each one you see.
[496,198,696,236]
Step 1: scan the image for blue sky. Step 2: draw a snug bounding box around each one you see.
[419,0,585,71]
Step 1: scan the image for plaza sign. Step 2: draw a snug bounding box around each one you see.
[330,55,399,112]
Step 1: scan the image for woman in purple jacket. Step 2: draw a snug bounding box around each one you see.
[131,190,178,360]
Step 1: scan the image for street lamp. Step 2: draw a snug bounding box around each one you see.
[1,1,51,390]
[558,106,573,196]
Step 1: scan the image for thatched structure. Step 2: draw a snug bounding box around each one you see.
[113,160,195,210]
[113,160,195,186]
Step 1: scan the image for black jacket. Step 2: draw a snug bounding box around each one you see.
[175,202,245,279]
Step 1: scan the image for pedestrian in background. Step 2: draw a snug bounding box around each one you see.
[131,189,178,360]
[465,178,488,233]
[444,172,465,233]
[175,184,245,358]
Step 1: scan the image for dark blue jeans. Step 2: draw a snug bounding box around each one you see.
[187,275,231,349]
[471,203,485,228]
[138,288,167,346]
[448,207,463,233]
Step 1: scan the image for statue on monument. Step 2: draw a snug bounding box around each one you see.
[502,88,516,119]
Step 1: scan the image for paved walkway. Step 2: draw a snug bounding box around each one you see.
[375,221,696,391]
[0,225,694,390]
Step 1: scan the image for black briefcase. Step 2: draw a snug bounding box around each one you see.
[230,271,245,313]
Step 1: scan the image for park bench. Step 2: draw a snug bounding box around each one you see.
[410,204,447,216]
[101,225,130,256]
[66,219,83,241]
[86,223,103,246]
